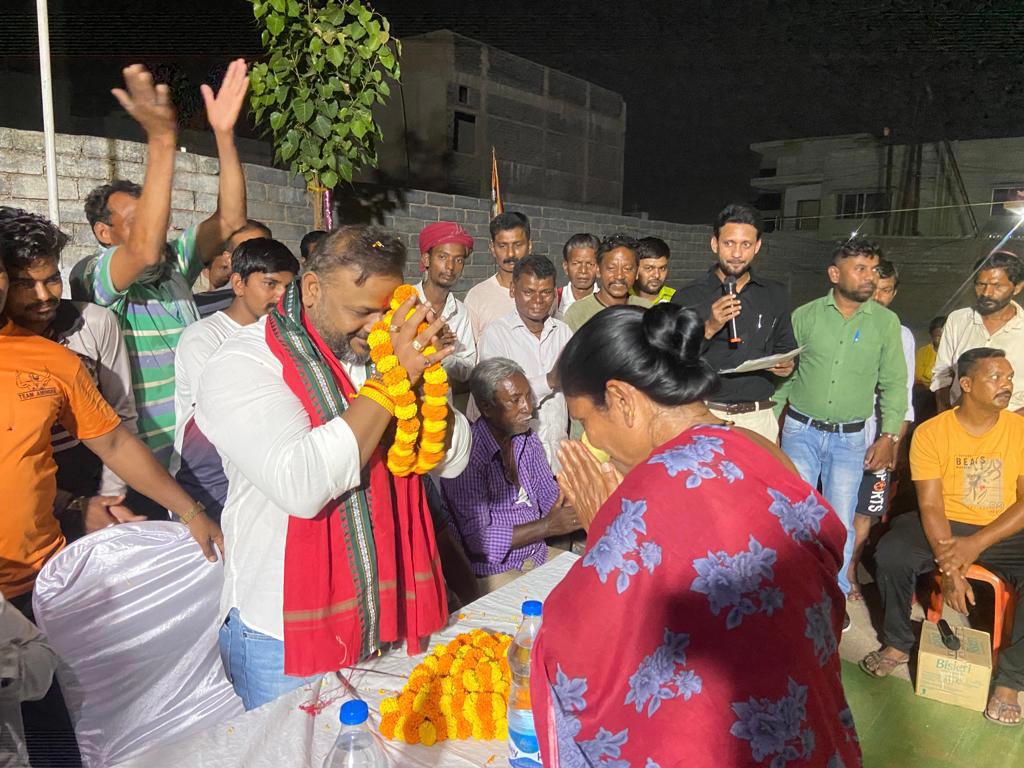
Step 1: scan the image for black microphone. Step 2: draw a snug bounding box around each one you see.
[724,275,741,344]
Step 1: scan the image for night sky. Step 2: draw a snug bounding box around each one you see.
[4,0,1024,223]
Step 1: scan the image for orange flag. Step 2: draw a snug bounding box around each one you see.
[490,146,504,219]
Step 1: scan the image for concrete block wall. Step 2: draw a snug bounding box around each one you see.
[0,127,313,272]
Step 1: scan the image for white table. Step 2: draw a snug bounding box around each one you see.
[115,553,578,768]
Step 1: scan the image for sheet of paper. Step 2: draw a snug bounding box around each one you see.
[718,346,803,375]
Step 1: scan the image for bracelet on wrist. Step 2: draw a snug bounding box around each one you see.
[180,500,205,525]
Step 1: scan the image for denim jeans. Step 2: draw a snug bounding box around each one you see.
[218,608,322,711]
[780,413,868,595]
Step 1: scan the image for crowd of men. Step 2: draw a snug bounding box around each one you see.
[4,61,1024,765]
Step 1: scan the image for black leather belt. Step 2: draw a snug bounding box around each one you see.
[706,399,776,415]
[788,409,865,434]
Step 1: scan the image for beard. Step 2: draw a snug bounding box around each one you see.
[976,296,1012,316]
[308,304,370,364]
[837,283,875,303]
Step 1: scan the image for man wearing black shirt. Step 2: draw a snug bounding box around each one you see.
[672,204,797,441]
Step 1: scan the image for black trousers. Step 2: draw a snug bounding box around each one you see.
[874,513,1024,690]
[9,592,83,767]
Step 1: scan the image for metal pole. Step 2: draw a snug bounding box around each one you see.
[36,0,59,226]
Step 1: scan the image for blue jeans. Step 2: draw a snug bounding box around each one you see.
[780,414,868,595]
[218,608,322,711]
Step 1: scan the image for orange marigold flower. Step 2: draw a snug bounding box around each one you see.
[390,284,418,309]
[423,382,448,397]
[396,417,420,433]
[380,712,399,738]
[394,390,417,407]
[382,365,408,387]
[420,404,448,421]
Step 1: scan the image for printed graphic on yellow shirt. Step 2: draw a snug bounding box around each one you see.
[955,454,1003,510]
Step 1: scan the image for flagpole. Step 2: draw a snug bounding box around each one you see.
[490,146,504,218]
[36,0,59,226]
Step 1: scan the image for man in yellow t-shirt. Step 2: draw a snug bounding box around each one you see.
[862,347,1024,725]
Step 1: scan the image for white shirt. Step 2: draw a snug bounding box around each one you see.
[931,301,1024,410]
[414,281,476,384]
[555,283,598,320]
[0,595,57,768]
[171,310,242,476]
[194,317,472,640]
[464,274,516,341]
[865,324,916,443]
[477,311,573,473]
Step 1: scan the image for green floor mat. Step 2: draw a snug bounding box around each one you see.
[842,660,1024,767]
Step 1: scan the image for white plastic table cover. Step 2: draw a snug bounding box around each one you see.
[114,552,578,768]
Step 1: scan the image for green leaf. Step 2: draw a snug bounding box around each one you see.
[334,121,350,138]
[269,110,286,131]
[270,0,285,12]
[339,159,353,182]
[311,114,332,138]
[322,100,339,119]
[359,90,374,107]
[273,84,290,104]
[292,99,314,123]
[286,0,302,16]
[378,81,390,98]
[379,47,394,68]
[326,45,344,67]
[351,59,363,77]
[324,7,346,25]
[351,118,368,139]
[320,169,339,189]
[345,22,366,41]
[358,6,371,23]
[280,135,298,161]
[254,1,268,19]
[267,13,285,36]
[310,37,323,55]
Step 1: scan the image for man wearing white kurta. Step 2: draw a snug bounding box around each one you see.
[477,255,572,474]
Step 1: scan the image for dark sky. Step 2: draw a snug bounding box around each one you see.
[4,0,1024,223]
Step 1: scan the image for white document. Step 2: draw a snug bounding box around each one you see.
[719,346,803,375]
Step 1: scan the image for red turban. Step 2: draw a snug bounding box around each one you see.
[418,222,474,256]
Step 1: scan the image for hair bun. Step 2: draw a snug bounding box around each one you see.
[642,303,704,364]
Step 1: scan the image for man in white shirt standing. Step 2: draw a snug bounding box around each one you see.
[555,233,599,320]
[478,255,572,473]
[196,226,471,710]
[932,250,1024,414]
[172,238,299,519]
[464,212,532,341]
[413,221,476,389]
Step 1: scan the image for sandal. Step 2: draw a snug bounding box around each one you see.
[859,650,909,678]
[985,695,1022,726]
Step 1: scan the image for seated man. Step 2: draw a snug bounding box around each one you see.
[441,358,580,594]
[0,207,138,534]
[862,348,1024,725]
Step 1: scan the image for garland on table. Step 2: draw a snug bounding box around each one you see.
[366,284,449,477]
[379,629,513,745]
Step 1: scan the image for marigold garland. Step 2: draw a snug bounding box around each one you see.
[379,629,513,745]
[366,285,450,476]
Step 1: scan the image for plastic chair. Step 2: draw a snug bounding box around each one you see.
[32,521,243,767]
[927,564,1017,666]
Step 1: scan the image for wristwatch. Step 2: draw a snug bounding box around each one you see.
[180,499,206,525]
[881,433,900,444]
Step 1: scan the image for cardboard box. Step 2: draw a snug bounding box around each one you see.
[915,621,992,712]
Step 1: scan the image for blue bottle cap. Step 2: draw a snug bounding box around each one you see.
[522,600,542,617]
[339,699,369,725]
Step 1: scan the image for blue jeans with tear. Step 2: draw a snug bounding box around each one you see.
[780,413,868,596]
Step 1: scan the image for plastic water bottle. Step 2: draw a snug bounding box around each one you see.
[322,700,388,768]
[508,600,543,768]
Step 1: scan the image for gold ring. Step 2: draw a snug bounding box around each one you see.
[411,339,424,353]
[389,324,398,333]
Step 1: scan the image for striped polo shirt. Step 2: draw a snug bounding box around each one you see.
[72,227,202,466]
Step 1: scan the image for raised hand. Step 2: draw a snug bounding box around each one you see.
[557,440,623,532]
[111,64,177,140]
[202,58,249,135]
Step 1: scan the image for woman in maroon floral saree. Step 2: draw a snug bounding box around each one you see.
[531,304,861,768]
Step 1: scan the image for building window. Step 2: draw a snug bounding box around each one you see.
[992,185,1024,216]
[453,112,476,154]
[795,199,820,231]
[836,191,887,219]
[457,85,469,104]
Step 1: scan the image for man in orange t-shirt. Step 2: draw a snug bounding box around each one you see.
[0,256,224,616]
[863,347,1024,725]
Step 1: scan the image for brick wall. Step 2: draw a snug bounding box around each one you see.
[0,127,313,272]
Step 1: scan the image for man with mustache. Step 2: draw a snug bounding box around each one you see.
[171,238,300,521]
[465,212,532,341]
[931,251,1024,414]
[563,234,648,333]
[414,221,476,388]
[632,236,676,305]
[195,226,471,709]
[0,207,139,527]
[775,237,908,629]
[478,255,573,473]
[862,348,1024,726]
[672,204,798,441]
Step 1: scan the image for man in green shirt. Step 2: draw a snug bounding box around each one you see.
[775,237,908,611]
[71,61,249,482]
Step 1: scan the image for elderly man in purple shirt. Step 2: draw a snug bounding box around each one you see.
[441,358,580,593]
